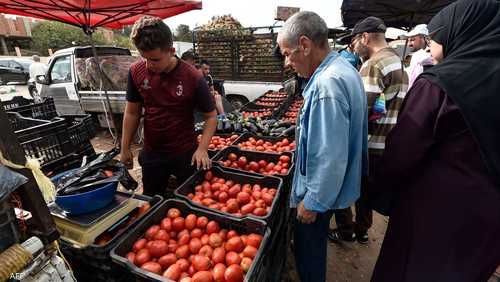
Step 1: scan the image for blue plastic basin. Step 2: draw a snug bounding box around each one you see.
[51,169,118,215]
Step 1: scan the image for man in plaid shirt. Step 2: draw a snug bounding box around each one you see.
[329,17,408,244]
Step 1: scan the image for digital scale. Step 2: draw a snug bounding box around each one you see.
[49,193,144,247]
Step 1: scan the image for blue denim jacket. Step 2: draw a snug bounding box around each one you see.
[290,52,368,212]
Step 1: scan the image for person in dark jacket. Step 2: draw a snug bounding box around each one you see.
[370,0,500,281]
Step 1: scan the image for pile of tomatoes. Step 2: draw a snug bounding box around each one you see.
[241,111,272,118]
[198,135,239,151]
[217,153,291,176]
[187,171,277,218]
[280,99,304,124]
[262,92,287,99]
[126,207,264,282]
[254,101,279,107]
[236,137,295,153]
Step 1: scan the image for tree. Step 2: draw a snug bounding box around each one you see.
[174,24,192,42]
[31,21,109,55]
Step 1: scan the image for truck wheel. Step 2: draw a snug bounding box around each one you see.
[227,96,248,111]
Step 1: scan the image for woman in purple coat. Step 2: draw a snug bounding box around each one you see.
[370,0,500,281]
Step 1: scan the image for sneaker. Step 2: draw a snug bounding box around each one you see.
[356,232,369,244]
[328,228,356,243]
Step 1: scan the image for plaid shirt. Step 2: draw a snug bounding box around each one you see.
[360,47,408,156]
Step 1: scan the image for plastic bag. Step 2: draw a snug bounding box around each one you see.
[55,148,138,196]
[0,164,27,201]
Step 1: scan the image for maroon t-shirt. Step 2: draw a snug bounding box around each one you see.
[127,59,215,154]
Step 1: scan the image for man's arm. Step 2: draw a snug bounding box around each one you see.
[120,101,142,168]
[120,70,143,168]
[192,110,217,170]
[192,77,217,170]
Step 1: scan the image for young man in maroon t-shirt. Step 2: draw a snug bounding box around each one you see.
[120,16,217,197]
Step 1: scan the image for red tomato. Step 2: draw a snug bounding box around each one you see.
[160,218,172,231]
[133,238,147,252]
[225,237,244,253]
[172,217,186,232]
[236,192,251,205]
[227,230,239,239]
[189,237,202,254]
[246,234,263,248]
[141,261,162,274]
[154,229,170,241]
[209,233,223,248]
[126,252,135,263]
[178,233,190,246]
[163,264,182,280]
[237,156,247,167]
[192,255,211,271]
[204,171,213,181]
[148,240,169,258]
[240,257,253,273]
[206,221,220,234]
[228,186,241,198]
[280,168,288,174]
[218,191,228,203]
[199,245,213,258]
[145,225,160,241]
[226,199,239,213]
[175,245,190,259]
[258,160,267,168]
[225,251,242,266]
[167,208,181,219]
[212,263,227,282]
[262,193,274,206]
[201,234,209,245]
[253,207,267,216]
[279,155,290,163]
[191,228,203,238]
[184,214,197,230]
[242,245,257,258]
[168,242,178,253]
[240,203,256,215]
[134,249,151,266]
[158,253,177,269]
[225,265,244,282]
[192,271,214,282]
[177,258,190,272]
[252,191,262,200]
[228,153,237,161]
[212,247,226,264]
[196,216,208,229]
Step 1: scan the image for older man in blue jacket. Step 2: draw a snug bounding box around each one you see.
[278,11,368,282]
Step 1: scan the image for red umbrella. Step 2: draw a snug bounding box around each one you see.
[0,0,201,139]
[0,0,202,33]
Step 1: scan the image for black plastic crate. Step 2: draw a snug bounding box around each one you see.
[233,132,296,152]
[175,166,283,226]
[5,97,58,120]
[212,146,294,180]
[9,112,75,165]
[41,143,96,177]
[111,199,271,282]
[60,193,163,272]
[1,96,33,111]
[62,114,97,148]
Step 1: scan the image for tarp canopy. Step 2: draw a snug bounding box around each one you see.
[341,0,456,29]
[0,0,202,31]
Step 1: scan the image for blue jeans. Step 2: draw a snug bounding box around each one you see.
[293,209,334,282]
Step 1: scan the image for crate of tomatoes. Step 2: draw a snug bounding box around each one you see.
[197,133,240,158]
[233,133,295,153]
[175,166,283,228]
[111,199,270,282]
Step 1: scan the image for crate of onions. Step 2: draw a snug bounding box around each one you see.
[111,199,270,282]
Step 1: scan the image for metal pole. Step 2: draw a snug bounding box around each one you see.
[88,33,118,143]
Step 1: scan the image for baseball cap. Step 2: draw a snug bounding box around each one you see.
[400,24,429,39]
[352,17,387,35]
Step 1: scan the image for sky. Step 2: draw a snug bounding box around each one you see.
[163,0,344,31]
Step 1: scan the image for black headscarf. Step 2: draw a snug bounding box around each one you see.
[420,0,500,184]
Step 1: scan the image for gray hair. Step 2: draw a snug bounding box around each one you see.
[279,11,329,48]
[32,55,40,62]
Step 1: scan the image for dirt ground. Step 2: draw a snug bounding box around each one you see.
[91,132,498,282]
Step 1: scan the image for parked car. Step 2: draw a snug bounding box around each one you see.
[0,58,32,85]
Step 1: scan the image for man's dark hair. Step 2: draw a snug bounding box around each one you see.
[131,16,173,51]
[200,59,210,66]
[181,50,195,61]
